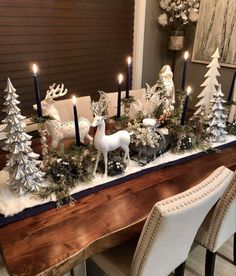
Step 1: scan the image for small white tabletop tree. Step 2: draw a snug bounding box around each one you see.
[206,85,227,142]
[195,48,221,115]
[2,78,45,195]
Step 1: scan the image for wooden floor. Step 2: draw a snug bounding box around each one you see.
[0,236,235,276]
[185,236,235,276]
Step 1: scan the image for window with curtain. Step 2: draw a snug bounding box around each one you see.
[0,0,134,119]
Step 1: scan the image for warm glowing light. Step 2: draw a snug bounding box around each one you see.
[127,56,132,65]
[187,86,191,95]
[72,95,76,105]
[33,64,38,74]
[118,74,123,84]
[184,51,189,60]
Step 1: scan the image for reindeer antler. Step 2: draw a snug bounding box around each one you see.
[98,90,110,113]
[45,83,68,101]
[91,90,110,117]
[91,101,99,116]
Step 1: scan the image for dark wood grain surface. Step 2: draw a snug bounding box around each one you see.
[0,144,236,276]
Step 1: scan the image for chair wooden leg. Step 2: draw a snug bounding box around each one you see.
[70,269,74,276]
[175,262,186,276]
[234,233,236,266]
[205,250,216,276]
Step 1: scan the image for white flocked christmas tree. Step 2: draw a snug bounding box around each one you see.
[195,48,221,115]
[2,78,45,195]
[206,84,227,142]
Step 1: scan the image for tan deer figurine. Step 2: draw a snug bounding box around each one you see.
[33,83,93,151]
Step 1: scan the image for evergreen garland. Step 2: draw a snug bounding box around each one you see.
[177,134,195,151]
[168,117,210,153]
[95,149,127,176]
[156,77,167,101]
[36,145,94,207]
[121,95,135,105]
[31,114,55,124]
[226,122,236,136]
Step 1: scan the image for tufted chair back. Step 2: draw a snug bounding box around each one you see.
[196,171,236,252]
[107,89,145,118]
[54,96,93,122]
[130,166,233,276]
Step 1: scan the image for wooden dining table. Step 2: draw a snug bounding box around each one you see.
[0,140,236,276]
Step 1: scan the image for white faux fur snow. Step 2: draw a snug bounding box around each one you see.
[1,135,236,218]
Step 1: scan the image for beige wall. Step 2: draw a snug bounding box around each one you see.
[142,0,235,109]
[141,0,171,87]
[173,26,235,108]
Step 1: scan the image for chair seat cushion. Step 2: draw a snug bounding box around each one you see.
[91,238,138,276]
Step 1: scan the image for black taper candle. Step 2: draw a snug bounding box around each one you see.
[117,74,123,118]
[181,52,189,91]
[227,71,236,102]
[181,87,191,126]
[72,96,81,146]
[33,64,42,117]
[126,57,132,98]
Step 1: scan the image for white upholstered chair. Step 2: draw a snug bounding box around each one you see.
[107,89,145,118]
[195,171,236,276]
[54,96,93,122]
[91,166,233,276]
[0,255,8,276]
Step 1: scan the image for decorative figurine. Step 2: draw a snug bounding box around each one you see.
[2,78,45,195]
[159,65,175,106]
[128,118,169,165]
[92,116,131,176]
[91,91,110,117]
[195,48,220,115]
[45,118,92,151]
[34,83,67,121]
[132,83,158,118]
[33,83,93,151]
[206,85,227,142]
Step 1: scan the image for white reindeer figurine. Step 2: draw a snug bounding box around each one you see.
[92,116,131,176]
[33,83,93,151]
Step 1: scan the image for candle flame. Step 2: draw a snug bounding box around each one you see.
[127,56,132,65]
[33,64,38,74]
[187,86,191,95]
[72,95,76,105]
[184,51,189,60]
[118,74,123,84]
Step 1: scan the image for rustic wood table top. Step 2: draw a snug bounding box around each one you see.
[0,143,236,276]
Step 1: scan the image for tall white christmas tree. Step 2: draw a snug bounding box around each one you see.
[206,85,227,142]
[194,48,221,115]
[2,78,45,195]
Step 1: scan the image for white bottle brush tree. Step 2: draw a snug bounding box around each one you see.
[2,78,45,195]
[206,85,227,143]
[195,48,221,115]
